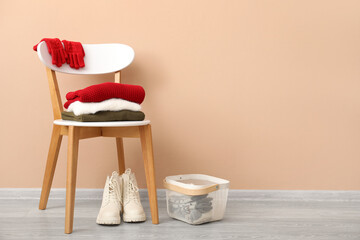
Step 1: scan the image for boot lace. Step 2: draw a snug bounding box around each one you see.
[124,169,140,203]
[105,172,122,206]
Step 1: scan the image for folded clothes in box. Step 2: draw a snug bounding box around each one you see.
[163,174,229,225]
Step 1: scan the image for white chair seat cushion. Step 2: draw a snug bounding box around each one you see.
[53,119,150,127]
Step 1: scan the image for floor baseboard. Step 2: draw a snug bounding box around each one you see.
[1,188,360,202]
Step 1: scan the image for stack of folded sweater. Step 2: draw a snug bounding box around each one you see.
[62,82,146,122]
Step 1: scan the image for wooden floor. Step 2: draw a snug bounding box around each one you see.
[1,190,360,239]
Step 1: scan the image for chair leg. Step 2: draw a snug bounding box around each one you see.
[65,126,80,234]
[139,124,159,224]
[116,138,126,174]
[39,125,63,210]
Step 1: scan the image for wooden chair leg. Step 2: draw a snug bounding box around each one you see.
[116,138,126,174]
[39,125,63,210]
[139,124,159,224]
[65,126,80,234]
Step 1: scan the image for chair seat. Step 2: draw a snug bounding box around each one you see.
[54,119,150,127]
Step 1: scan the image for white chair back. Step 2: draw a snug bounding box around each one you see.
[37,42,135,74]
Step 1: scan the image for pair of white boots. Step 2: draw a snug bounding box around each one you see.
[96,169,146,225]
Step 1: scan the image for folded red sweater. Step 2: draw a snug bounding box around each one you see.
[64,82,145,109]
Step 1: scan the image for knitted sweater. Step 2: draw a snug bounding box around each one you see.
[66,98,141,116]
[64,82,145,109]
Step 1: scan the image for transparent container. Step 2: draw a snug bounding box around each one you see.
[163,174,230,224]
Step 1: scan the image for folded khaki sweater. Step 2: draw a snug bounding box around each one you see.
[61,110,145,122]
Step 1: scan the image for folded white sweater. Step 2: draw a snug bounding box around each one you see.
[66,98,142,116]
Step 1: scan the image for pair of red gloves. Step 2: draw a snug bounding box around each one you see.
[33,38,85,69]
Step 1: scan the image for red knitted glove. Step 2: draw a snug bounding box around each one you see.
[62,40,85,69]
[33,38,66,67]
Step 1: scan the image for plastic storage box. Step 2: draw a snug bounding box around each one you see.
[163,174,230,224]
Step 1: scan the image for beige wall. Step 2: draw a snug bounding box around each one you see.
[1,0,360,190]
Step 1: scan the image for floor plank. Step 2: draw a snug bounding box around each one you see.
[0,192,360,239]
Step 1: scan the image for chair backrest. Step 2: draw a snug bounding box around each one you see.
[37,42,134,119]
[37,42,135,74]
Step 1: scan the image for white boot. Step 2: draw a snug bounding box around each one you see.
[122,169,146,222]
[96,171,122,225]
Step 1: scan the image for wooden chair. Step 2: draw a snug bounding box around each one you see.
[36,42,159,234]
